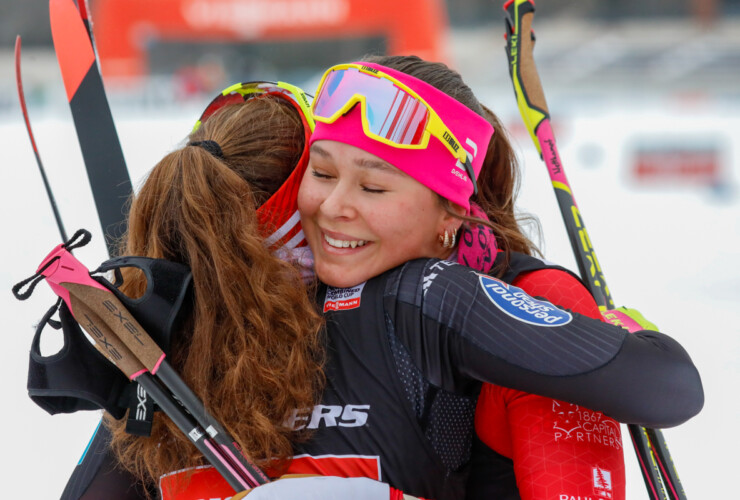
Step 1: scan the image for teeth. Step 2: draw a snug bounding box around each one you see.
[325,234,367,249]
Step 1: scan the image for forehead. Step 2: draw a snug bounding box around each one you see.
[310,140,404,176]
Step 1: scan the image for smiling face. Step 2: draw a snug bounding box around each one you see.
[297,140,458,288]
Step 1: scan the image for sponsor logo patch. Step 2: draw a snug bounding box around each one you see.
[324,283,365,312]
[286,404,371,430]
[478,275,572,327]
[551,402,622,450]
[593,466,614,499]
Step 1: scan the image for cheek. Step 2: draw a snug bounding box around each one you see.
[297,179,319,216]
[377,201,439,246]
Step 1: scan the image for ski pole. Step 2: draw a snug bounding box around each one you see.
[501,1,686,499]
[15,35,69,243]
[14,230,270,491]
[70,285,271,489]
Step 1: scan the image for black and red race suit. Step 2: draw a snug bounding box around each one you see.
[62,256,702,500]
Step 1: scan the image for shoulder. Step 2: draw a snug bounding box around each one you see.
[492,251,601,320]
[514,269,601,320]
[495,251,577,282]
[383,258,483,306]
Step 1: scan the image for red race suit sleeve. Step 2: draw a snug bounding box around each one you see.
[475,268,626,500]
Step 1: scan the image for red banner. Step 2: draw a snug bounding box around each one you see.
[92,0,450,78]
[632,146,722,185]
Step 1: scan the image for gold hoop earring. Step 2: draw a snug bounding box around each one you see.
[439,229,457,249]
[439,231,448,248]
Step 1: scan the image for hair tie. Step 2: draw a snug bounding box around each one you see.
[189,140,225,160]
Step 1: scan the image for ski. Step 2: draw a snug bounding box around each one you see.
[49,0,133,256]
[75,0,96,48]
[502,1,686,499]
[15,35,69,243]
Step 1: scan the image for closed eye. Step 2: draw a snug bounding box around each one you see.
[310,169,333,179]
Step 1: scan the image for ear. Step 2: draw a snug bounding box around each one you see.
[440,201,466,231]
[447,202,467,218]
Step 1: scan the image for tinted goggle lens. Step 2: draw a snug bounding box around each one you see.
[313,67,430,146]
[199,92,245,124]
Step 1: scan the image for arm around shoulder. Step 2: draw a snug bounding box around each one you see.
[392,260,704,428]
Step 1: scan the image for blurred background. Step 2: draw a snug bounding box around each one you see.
[1,0,739,498]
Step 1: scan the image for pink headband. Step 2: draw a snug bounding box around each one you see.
[309,62,494,211]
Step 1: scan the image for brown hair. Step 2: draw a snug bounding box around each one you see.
[106,96,324,488]
[361,55,541,272]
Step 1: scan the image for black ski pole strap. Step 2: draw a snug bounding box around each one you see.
[36,298,63,330]
[14,273,46,301]
[28,300,131,418]
[63,228,92,251]
[12,229,92,300]
[120,382,157,437]
[13,258,60,300]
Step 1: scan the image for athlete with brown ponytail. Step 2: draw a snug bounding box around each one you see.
[105,91,326,488]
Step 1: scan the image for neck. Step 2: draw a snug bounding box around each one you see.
[440,247,457,261]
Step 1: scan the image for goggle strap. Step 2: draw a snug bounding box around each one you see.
[256,92,312,250]
[463,156,478,197]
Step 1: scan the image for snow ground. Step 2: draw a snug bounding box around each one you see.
[2,27,739,500]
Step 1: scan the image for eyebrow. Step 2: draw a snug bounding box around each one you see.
[354,157,401,174]
[310,143,401,175]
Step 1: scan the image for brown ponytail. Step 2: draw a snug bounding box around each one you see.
[106,97,324,487]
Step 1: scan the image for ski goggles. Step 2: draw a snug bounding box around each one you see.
[193,81,314,252]
[193,80,315,133]
[312,63,477,195]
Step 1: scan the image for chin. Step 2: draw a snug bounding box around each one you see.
[320,275,363,288]
[316,266,369,289]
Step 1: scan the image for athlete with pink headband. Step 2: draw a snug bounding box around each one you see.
[296,55,659,500]
[244,59,699,500]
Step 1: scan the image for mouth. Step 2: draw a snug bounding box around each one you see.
[323,233,369,250]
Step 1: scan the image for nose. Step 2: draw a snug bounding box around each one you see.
[319,180,356,220]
